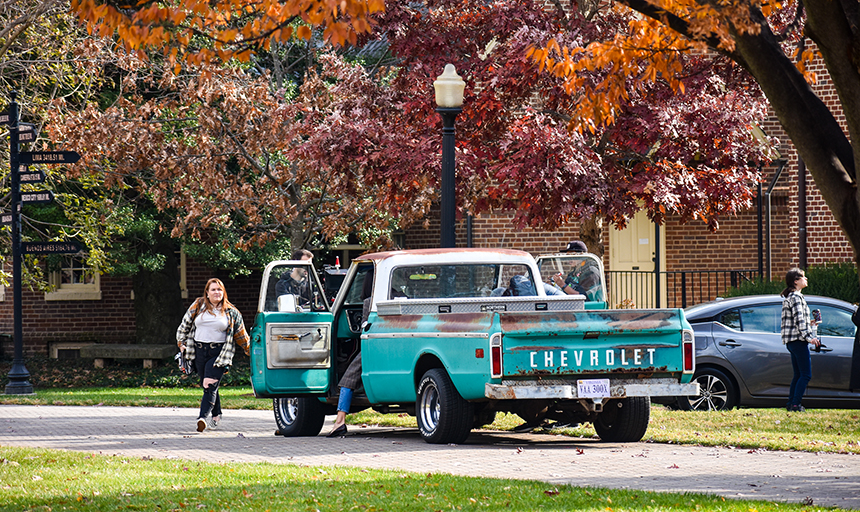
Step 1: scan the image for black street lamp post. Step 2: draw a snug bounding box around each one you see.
[433,64,465,248]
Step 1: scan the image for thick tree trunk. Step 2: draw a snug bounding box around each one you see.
[731,25,860,260]
[618,0,860,288]
[580,216,604,258]
[133,239,184,345]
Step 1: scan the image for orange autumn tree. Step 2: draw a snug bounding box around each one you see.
[70,0,384,66]
[64,0,777,254]
[530,0,860,268]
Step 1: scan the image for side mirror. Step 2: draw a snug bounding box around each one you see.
[278,294,300,312]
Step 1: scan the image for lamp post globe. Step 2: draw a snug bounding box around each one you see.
[433,64,465,248]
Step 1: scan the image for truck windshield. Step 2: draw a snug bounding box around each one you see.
[390,264,537,299]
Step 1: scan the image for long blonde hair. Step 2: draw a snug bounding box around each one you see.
[201,278,235,316]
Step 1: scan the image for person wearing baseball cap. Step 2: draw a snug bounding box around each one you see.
[552,240,602,299]
[561,240,588,253]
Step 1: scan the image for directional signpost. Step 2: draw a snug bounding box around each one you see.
[15,122,36,143]
[20,191,54,204]
[19,170,45,183]
[19,151,80,165]
[21,241,82,254]
[2,92,83,395]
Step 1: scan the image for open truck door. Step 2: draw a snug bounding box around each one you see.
[250,260,334,397]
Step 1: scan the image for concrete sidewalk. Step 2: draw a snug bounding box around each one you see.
[1,404,858,509]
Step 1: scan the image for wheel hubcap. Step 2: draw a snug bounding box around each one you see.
[278,398,299,425]
[419,383,440,432]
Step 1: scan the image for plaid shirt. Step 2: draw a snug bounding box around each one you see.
[781,291,815,344]
[176,298,250,368]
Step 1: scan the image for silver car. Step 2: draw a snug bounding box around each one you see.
[659,295,858,411]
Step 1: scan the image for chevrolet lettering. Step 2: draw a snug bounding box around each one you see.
[527,347,658,369]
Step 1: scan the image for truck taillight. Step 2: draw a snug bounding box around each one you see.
[682,329,694,373]
[490,333,502,378]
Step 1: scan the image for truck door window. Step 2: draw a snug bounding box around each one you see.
[343,264,374,305]
[265,263,328,312]
[538,256,604,302]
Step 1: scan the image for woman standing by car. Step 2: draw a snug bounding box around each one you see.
[177,278,250,432]
[851,307,860,392]
[780,268,820,412]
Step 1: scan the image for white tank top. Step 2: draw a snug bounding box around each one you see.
[194,308,229,343]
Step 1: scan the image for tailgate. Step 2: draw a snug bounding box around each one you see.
[498,309,689,377]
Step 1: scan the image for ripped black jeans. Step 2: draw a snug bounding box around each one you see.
[194,342,226,419]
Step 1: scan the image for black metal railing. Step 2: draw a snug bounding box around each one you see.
[605,270,758,309]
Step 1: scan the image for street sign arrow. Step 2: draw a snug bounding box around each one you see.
[19,151,80,165]
[20,191,54,204]
[19,171,46,183]
[21,241,82,254]
[0,111,10,125]
[1,213,11,225]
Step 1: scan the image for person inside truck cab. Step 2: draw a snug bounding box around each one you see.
[552,240,602,301]
[275,249,314,306]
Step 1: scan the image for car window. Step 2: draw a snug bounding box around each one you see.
[718,309,741,330]
[809,303,857,337]
[739,304,781,333]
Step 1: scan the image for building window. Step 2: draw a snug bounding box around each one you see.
[45,256,101,301]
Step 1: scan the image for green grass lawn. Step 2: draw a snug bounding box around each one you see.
[2,386,859,454]
[0,445,850,512]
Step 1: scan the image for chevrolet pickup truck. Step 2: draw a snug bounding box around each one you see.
[249,248,698,444]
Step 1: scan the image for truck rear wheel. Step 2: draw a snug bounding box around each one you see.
[593,396,650,442]
[416,369,474,444]
[273,397,325,437]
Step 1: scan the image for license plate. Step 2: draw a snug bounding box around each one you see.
[577,379,610,398]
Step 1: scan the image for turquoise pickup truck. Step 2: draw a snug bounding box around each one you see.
[250,248,698,444]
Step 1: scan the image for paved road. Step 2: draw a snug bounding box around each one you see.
[1,405,858,509]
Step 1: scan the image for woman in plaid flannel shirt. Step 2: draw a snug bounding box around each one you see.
[177,278,250,432]
[780,268,821,412]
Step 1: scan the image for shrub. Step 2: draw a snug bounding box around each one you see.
[724,262,859,304]
[0,355,252,389]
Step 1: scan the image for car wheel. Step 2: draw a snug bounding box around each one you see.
[416,368,474,444]
[678,368,738,411]
[273,397,325,436]
[593,396,650,442]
